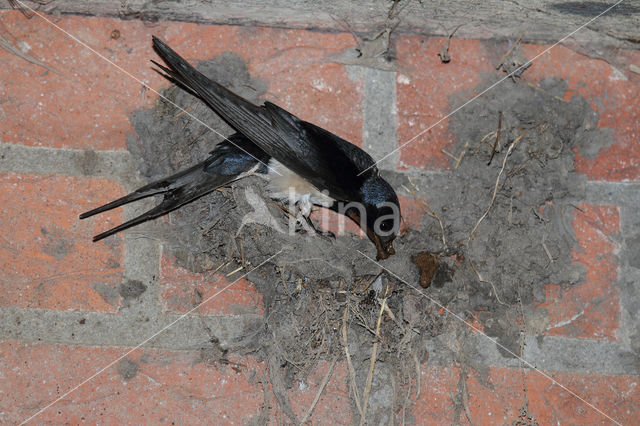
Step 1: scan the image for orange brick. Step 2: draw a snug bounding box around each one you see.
[1,11,361,151]
[286,361,352,424]
[0,340,264,424]
[522,45,640,182]
[160,254,264,315]
[411,365,460,424]
[242,30,362,146]
[158,25,360,144]
[462,366,639,425]
[310,207,365,237]
[396,37,495,170]
[537,204,620,340]
[465,367,527,424]
[526,370,639,425]
[0,173,124,312]
[398,195,428,231]
[0,11,163,150]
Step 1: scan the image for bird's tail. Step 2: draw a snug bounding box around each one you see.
[80,135,266,242]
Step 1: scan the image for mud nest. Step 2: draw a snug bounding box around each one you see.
[126,53,606,422]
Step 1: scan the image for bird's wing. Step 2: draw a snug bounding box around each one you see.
[152,36,377,202]
[262,101,378,200]
[80,134,266,242]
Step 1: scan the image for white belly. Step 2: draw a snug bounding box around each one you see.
[266,159,335,216]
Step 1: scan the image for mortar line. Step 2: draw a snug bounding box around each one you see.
[357,250,622,426]
[12,0,280,176]
[358,0,626,175]
[20,249,283,425]
[0,142,134,181]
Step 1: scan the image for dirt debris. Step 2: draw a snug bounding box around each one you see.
[496,34,531,80]
[411,251,439,288]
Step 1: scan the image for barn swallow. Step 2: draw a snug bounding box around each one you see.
[80,36,401,259]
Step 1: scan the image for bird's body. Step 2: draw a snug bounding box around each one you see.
[80,37,401,259]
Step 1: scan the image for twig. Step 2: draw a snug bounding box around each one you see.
[468,129,529,241]
[300,354,339,424]
[461,372,474,426]
[487,111,503,166]
[357,273,381,294]
[342,305,364,418]
[202,261,228,282]
[0,34,68,78]
[541,234,554,264]
[279,265,292,298]
[174,105,193,117]
[438,24,464,63]
[360,286,389,426]
[508,195,514,225]
[401,351,423,426]
[441,141,468,169]
[8,0,52,19]
[495,32,524,70]
[225,265,243,276]
[403,176,447,250]
[526,82,569,102]
[401,372,412,426]
[414,352,422,401]
[469,259,507,306]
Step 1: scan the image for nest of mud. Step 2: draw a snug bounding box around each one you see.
[126,53,606,423]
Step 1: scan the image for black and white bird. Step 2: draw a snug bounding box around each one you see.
[80,36,401,260]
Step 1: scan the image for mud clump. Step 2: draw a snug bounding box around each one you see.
[127,51,607,422]
[411,251,440,288]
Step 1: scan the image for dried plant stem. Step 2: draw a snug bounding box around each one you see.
[360,289,389,425]
[468,129,529,241]
[342,305,364,418]
[300,354,339,424]
[403,176,447,250]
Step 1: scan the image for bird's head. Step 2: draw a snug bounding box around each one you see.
[344,175,401,260]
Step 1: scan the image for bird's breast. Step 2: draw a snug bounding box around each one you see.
[266,159,335,209]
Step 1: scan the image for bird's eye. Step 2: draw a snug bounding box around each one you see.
[380,220,393,232]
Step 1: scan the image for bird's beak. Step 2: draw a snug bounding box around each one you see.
[346,211,395,260]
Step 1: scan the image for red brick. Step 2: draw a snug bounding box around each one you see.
[411,365,460,424]
[537,204,620,340]
[0,173,124,312]
[0,340,264,424]
[160,254,264,316]
[311,207,365,237]
[1,11,361,151]
[522,45,640,182]
[396,37,495,170]
[398,194,428,231]
[158,24,362,144]
[241,30,362,146]
[158,25,360,144]
[0,11,163,150]
[465,367,528,424]
[526,370,639,425]
[396,38,639,181]
[286,361,352,424]
[463,366,639,425]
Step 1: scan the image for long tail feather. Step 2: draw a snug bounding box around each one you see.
[80,134,268,241]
